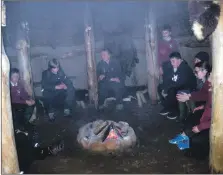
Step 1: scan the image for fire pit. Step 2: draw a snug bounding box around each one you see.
[77,120,137,153]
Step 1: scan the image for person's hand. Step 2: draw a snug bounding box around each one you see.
[110,78,120,83]
[26,99,35,106]
[193,105,204,113]
[209,84,212,92]
[99,75,105,81]
[176,92,190,102]
[192,126,200,133]
[55,84,64,90]
[61,83,67,89]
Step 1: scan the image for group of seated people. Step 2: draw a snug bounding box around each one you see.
[157,24,211,159]
[10,67,65,173]
[157,51,211,159]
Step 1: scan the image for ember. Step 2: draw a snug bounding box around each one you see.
[77,120,137,153]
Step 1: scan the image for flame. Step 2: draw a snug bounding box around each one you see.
[106,129,118,139]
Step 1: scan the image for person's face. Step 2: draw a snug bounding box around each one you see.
[51,67,59,74]
[194,58,201,64]
[11,73,19,83]
[170,58,181,68]
[162,30,171,40]
[208,73,212,83]
[101,51,110,62]
[194,67,207,80]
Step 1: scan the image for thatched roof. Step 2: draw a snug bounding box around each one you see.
[4,1,193,48]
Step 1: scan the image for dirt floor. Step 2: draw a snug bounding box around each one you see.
[28,101,209,173]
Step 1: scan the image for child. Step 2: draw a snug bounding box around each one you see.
[169,71,212,159]
[10,68,35,129]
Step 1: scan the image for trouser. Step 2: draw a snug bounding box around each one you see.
[163,88,179,114]
[12,103,35,130]
[182,112,209,158]
[43,87,75,114]
[98,81,124,106]
[157,84,165,105]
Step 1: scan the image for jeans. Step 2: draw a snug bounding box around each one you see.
[43,86,75,114]
[163,88,179,114]
[98,81,124,106]
[183,112,209,158]
[12,103,35,129]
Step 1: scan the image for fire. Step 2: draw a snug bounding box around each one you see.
[106,129,118,140]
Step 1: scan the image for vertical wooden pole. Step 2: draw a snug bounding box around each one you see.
[145,3,159,104]
[1,1,20,173]
[210,2,223,173]
[16,21,36,122]
[84,3,98,108]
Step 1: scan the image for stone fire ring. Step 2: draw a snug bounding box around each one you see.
[77,120,137,154]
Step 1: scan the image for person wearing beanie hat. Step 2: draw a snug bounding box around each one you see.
[194,52,210,65]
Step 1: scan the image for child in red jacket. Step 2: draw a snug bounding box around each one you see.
[168,70,212,158]
[10,68,35,129]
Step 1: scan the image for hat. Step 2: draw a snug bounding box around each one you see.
[194,52,209,62]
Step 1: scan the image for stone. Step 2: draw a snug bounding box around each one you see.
[76,120,137,154]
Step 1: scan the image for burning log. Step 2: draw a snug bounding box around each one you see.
[84,4,98,108]
[77,120,137,154]
[16,21,37,122]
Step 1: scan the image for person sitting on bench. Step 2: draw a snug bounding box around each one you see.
[97,48,124,110]
[41,58,75,121]
[10,68,35,130]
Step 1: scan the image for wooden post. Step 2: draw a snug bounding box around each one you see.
[210,2,223,173]
[145,3,159,105]
[1,1,20,173]
[84,3,98,108]
[16,21,36,122]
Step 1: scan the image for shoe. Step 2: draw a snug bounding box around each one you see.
[48,112,55,122]
[98,104,106,110]
[177,139,190,150]
[159,109,169,115]
[169,134,189,144]
[48,140,65,156]
[166,112,178,120]
[116,104,124,110]
[64,109,71,116]
[166,115,177,120]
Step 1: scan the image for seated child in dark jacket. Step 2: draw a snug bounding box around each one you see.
[41,58,75,121]
[10,68,35,129]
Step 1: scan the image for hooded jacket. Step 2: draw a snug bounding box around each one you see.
[163,60,197,92]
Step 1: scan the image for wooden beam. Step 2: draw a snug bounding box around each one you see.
[16,21,37,122]
[210,2,223,173]
[84,3,98,108]
[1,1,20,172]
[145,3,159,104]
